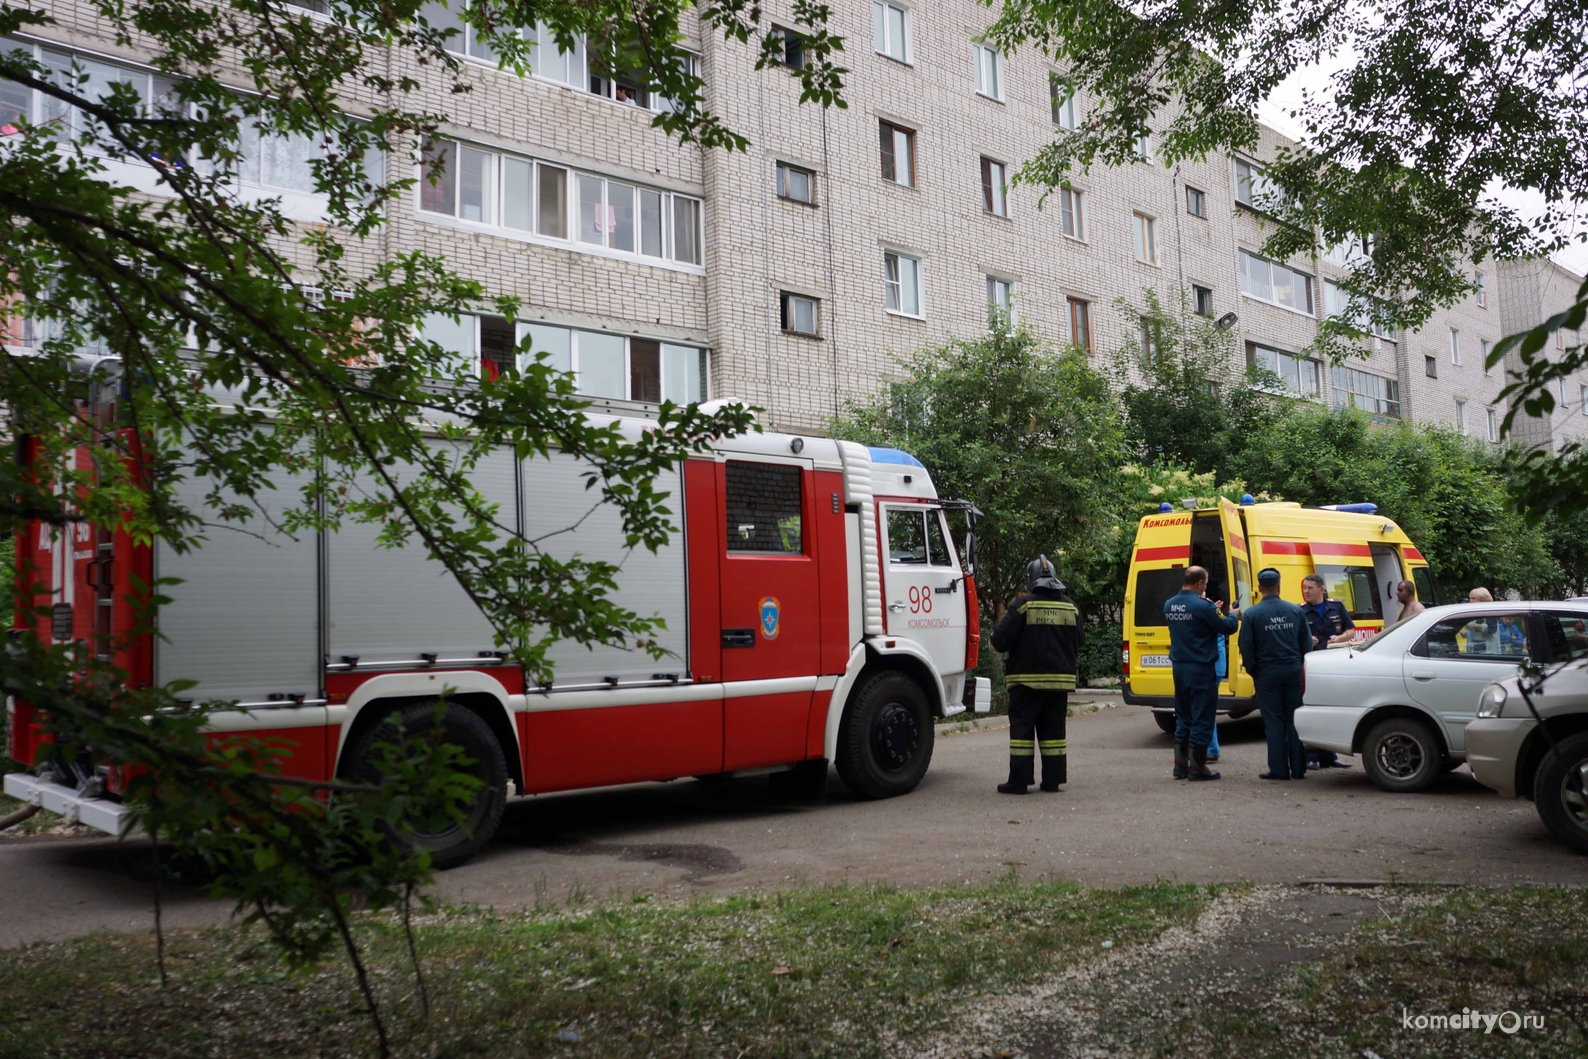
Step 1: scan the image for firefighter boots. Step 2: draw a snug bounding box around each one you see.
[1188,744,1221,781]
[1173,740,1189,780]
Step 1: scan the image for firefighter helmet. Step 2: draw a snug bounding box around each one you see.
[1027,555,1065,592]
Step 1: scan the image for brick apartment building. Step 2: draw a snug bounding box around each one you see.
[3,0,1583,446]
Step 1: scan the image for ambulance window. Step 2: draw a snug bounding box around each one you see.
[887,508,928,564]
[725,461,803,554]
[1231,557,1253,607]
[1412,566,1442,607]
[926,510,952,568]
[1316,564,1383,620]
[1133,569,1184,627]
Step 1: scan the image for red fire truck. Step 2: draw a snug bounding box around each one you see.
[6,406,988,866]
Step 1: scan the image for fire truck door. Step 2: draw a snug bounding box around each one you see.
[1217,498,1255,697]
[718,459,818,770]
[881,503,966,672]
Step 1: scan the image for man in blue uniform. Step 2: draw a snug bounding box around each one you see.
[1238,568,1311,780]
[1301,573,1353,769]
[1165,565,1239,781]
[991,556,1082,794]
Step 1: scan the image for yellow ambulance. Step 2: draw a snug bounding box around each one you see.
[1122,496,1440,731]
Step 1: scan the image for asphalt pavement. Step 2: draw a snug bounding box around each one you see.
[2,698,1581,948]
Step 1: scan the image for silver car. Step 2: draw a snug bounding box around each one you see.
[1467,617,1588,854]
[1295,603,1588,792]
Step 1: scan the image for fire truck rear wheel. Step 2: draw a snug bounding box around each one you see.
[836,671,935,799]
[348,701,509,870]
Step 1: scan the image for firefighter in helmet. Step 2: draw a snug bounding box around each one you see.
[990,556,1083,794]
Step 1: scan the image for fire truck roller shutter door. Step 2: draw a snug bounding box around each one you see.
[154,456,327,780]
[326,442,518,663]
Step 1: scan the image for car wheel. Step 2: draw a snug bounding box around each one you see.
[349,701,509,869]
[1361,717,1442,793]
[1153,711,1178,734]
[836,671,934,799]
[1533,732,1588,855]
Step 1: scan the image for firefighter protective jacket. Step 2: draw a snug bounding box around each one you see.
[991,588,1083,691]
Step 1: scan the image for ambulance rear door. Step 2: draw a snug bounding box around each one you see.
[1216,498,1255,697]
[1124,512,1191,700]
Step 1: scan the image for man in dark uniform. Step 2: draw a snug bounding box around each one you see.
[991,556,1082,794]
[1165,565,1240,781]
[1238,568,1311,780]
[1301,573,1353,769]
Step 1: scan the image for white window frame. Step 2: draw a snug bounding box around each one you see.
[1487,408,1499,443]
[973,43,1003,101]
[879,120,914,187]
[1050,75,1077,130]
[986,276,1014,324]
[1476,270,1488,308]
[884,250,924,318]
[872,1,911,63]
[1330,365,1401,418]
[1251,342,1322,399]
[1482,338,1493,375]
[527,21,587,88]
[1132,211,1157,265]
[1450,327,1461,365]
[1581,384,1588,415]
[1186,185,1206,217]
[780,292,820,336]
[1240,249,1314,316]
[1455,399,1467,435]
[1059,187,1084,240]
[417,138,703,271]
[776,160,816,205]
[1134,132,1151,161]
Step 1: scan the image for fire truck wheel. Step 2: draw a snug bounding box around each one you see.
[348,701,509,870]
[836,671,935,799]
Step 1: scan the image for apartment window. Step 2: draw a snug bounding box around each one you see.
[1424,355,1437,379]
[1050,76,1077,130]
[1323,279,1394,341]
[1133,132,1151,161]
[1482,338,1493,375]
[973,43,1003,100]
[1186,186,1206,217]
[1475,271,1487,308]
[986,276,1013,325]
[448,318,706,403]
[981,157,1007,216]
[1239,249,1313,314]
[1324,234,1373,267]
[873,1,910,62]
[1557,328,1568,351]
[1234,157,1274,209]
[1331,366,1400,418]
[1450,327,1461,365]
[1059,188,1084,239]
[1132,212,1157,265]
[772,26,806,69]
[1194,285,1214,317]
[420,140,701,266]
[777,161,815,204]
[884,251,923,316]
[780,292,819,336]
[527,20,587,87]
[1455,399,1467,435]
[1487,409,1499,443]
[1251,343,1321,398]
[1139,318,1163,361]
[879,120,914,186]
[1068,297,1092,353]
[421,1,500,61]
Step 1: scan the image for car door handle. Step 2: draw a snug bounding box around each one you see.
[722,628,755,648]
[1411,670,1436,681]
[889,602,907,612]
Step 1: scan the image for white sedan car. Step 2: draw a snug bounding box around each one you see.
[1295,602,1588,792]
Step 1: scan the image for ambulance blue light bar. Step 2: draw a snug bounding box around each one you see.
[868,447,926,469]
[1323,503,1379,514]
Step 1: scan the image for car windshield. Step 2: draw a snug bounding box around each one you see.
[1348,615,1416,651]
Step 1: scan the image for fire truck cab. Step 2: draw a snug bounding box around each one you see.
[6,409,988,866]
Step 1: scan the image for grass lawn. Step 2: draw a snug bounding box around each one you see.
[0,876,1207,1059]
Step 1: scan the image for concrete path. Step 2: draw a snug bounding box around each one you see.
[3,699,1579,948]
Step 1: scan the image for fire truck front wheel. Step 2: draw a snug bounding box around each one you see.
[348,701,509,870]
[836,671,935,799]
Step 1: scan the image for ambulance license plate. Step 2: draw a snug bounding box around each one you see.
[1140,654,1172,667]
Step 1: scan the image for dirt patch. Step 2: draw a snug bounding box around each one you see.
[540,840,744,882]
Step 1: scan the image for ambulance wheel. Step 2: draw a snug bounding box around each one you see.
[1153,711,1178,734]
[1532,732,1588,855]
[1361,716,1441,793]
[836,671,934,799]
[349,701,508,870]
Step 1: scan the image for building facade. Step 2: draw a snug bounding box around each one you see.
[4,0,1582,444]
